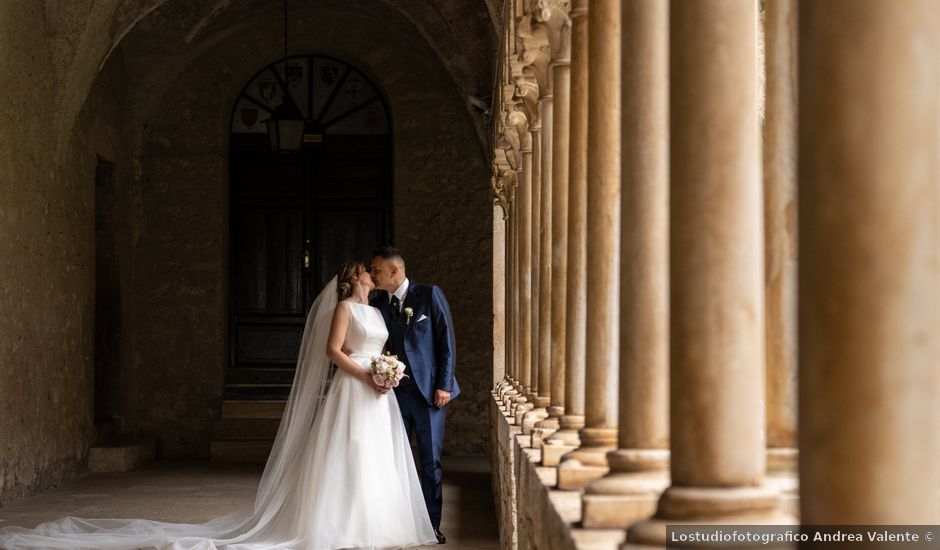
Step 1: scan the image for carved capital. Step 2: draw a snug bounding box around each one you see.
[512,70,541,128]
[516,17,552,94]
[535,0,572,64]
[491,167,516,216]
[496,105,528,167]
[506,103,532,152]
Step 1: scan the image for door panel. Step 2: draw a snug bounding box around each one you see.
[234,207,305,315]
[229,150,391,372]
[314,209,385,291]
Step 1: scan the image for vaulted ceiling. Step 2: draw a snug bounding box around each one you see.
[43,0,499,157]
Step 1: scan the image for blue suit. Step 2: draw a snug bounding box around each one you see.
[372,282,458,529]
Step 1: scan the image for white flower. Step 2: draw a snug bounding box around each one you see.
[404,307,414,324]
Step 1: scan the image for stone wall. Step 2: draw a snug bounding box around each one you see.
[0,5,134,504]
[490,392,625,550]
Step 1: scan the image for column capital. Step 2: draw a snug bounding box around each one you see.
[491,170,515,217]
[516,19,552,96]
[512,70,541,131]
[570,0,588,19]
[535,0,572,65]
[505,102,532,154]
[495,108,524,170]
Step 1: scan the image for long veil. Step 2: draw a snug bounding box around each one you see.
[0,277,341,550]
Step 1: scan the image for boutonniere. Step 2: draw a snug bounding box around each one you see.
[404,307,414,325]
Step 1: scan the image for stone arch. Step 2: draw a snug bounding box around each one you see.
[104,3,493,457]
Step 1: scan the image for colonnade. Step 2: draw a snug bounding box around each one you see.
[491,0,939,546]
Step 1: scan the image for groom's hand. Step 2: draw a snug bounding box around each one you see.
[434,390,451,408]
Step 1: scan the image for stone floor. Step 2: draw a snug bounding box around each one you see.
[0,457,500,549]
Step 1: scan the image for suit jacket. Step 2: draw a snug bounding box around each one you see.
[371,282,460,406]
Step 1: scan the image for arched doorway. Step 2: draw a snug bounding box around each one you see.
[226,55,392,405]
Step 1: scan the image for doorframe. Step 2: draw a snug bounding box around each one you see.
[224,53,395,373]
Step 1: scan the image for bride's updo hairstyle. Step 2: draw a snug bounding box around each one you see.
[336,261,364,300]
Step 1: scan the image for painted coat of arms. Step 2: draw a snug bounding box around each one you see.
[240,106,259,127]
[259,79,277,102]
[320,65,339,84]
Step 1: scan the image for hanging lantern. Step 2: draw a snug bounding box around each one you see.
[265,0,305,152]
[266,97,305,152]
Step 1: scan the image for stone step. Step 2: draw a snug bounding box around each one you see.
[225,368,296,385]
[212,418,282,440]
[210,439,274,463]
[88,439,157,473]
[221,400,286,419]
[223,383,292,401]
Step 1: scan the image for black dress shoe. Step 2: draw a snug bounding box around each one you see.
[433,528,446,544]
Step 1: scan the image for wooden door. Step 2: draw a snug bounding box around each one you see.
[226,55,392,401]
[228,147,391,398]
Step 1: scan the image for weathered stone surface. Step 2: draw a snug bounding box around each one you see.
[88,439,156,473]
[0,3,134,505]
[514,416,581,550]
[492,394,520,550]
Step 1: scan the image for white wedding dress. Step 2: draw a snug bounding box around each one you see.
[0,278,437,550]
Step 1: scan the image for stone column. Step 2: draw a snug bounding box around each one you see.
[799,0,940,525]
[529,94,553,443]
[522,121,548,430]
[628,1,787,543]
[493,203,507,387]
[582,0,669,528]
[536,14,572,446]
[556,0,620,491]
[513,130,535,424]
[502,173,521,413]
[542,0,587,468]
[763,0,798,473]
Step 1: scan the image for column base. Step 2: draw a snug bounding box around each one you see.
[557,458,609,491]
[496,382,515,401]
[502,390,521,411]
[542,414,584,466]
[531,395,551,408]
[541,439,578,467]
[522,407,549,434]
[531,415,560,448]
[581,449,671,528]
[767,447,798,473]
[625,485,793,548]
[556,445,613,490]
[514,401,534,425]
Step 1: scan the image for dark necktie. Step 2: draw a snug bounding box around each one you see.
[390,295,401,315]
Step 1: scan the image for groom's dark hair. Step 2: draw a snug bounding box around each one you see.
[373,246,405,268]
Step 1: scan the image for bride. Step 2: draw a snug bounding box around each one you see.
[0,261,439,550]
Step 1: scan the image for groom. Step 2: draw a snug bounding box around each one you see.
[369,246,459,544]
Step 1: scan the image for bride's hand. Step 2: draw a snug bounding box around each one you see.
[360,371,390,394]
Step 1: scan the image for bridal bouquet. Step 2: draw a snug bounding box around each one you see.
[370,353,408,389]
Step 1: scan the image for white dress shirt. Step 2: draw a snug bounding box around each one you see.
[390,278,410,311]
